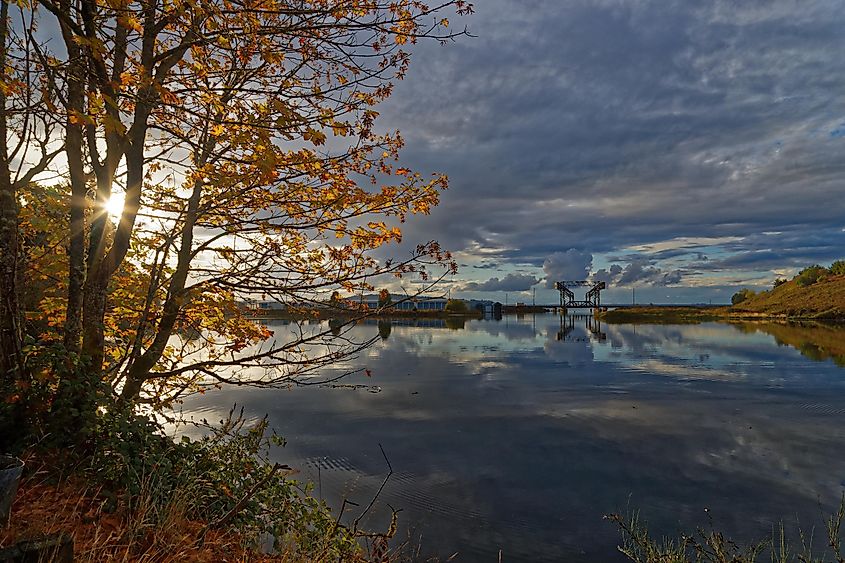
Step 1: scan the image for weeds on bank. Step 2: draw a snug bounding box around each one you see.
[608,495,845,563]
[3,407,399,561]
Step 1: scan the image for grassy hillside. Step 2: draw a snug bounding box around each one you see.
[733,273,845,319]
[603,270,845,322]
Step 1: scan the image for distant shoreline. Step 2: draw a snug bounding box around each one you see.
[245,304,845,323]
[598,306,845,323]
[245,309,485,321]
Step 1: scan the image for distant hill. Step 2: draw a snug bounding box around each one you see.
[601,264,845,322]
[733,273,845,319]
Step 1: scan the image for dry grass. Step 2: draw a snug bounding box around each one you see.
[736,273,845,319]
[1,451,413,562]
[602,275,845,323]
[1,455,273,562]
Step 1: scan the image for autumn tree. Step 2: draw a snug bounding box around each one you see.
[24,0,471,425]
[0,0,61,427]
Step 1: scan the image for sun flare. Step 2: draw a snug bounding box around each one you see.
[104,191,125,220]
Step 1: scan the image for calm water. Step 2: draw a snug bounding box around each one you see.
[179,315,845,561]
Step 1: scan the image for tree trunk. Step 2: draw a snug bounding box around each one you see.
[0,0,22,382]
[0,157,21,383]
[80,274,107,375]
[122,180,203,401]
[62,36,87,355]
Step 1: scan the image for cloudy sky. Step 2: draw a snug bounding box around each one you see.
[373,0,845,304]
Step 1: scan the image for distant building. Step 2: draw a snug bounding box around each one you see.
[245,299,286,311]
[359,293,447,311]
[465,299,498,315]
[357,294,380,309]
[401,296,447,312]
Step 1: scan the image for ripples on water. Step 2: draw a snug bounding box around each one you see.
[179,316,845,562]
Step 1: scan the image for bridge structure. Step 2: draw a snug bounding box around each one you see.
[554,280,606,311]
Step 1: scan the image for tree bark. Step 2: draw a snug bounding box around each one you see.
[61,18,87,355]
[81,136,146,375]
[0,0,23,381]
[0,168,20,379]
[122,179,203,400]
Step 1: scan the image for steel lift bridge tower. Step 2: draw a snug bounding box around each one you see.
[554,280,606,313]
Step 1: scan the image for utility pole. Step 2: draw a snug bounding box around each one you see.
[632,287,635,305]
[505,292,509,307]
[532,287,536,307]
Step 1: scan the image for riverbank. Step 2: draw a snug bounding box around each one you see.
[600,268,845,323]
[599,304,845,323]
[1,463,258,562]
[0,413,389,562]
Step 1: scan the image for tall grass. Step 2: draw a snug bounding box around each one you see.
[2,407,404,561]
[608,496,845,563]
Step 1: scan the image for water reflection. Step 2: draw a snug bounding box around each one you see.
[179,316,845,562]
[555,313,606,342]
[377,320,391,340]
[733,321,845,366]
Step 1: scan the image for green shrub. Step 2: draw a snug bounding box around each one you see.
[445,299,468,313]
[731,288,756,305]
[795,265,828,287]
[773,278,788,288]
[830,260,845,276]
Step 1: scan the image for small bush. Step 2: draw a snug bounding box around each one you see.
[731,288,756,305]
[830,260,845,276]
[773,278,788,288]
[445,299,468,313]
[795,265,828,287]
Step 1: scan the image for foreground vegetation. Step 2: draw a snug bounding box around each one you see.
[3,410,391,562]
[609,496,845,563]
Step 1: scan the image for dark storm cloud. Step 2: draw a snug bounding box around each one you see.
[376,0,845,298]
[593,264,624,284]
[697,228,845,271]
[461,273,540,292]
